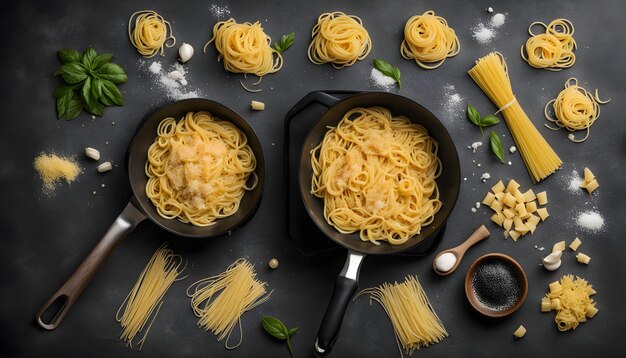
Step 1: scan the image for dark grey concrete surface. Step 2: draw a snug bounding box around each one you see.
[1,0,625,357]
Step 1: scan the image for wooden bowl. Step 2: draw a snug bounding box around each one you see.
[464,253,528,318]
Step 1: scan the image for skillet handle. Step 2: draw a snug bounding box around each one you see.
[314,251,365,357]
[284,91,347,122]
[35,201,147,330]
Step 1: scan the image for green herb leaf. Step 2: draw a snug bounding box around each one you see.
[101,79,124,106]
[55,62,88,84]
[481,114,500,126]
[374,59,401,88]
[467,103,482,138]
[64,98,83,120]
[58,49,82,64]
[273,32,295,53]
[490,131,505,163]
[82,47,98,69]
[91,53,113,70]
[55,90,73,118]
[262,316,288,340]
[54,85,75,99]
[81,77,94,108]
[95,63,128,84]
[262,316,297,357]
[84,100,105,117]
[91,77,103,101]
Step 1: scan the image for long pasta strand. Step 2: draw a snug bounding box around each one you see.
[357,275,448,355]
[116,244,186,350]
[186,259,272,349]
[468,52,562,183]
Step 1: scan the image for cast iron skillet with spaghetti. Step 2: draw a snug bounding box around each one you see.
[296,92,460,356]
[36,99,264,330]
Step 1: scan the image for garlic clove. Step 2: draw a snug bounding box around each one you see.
[542,251,562,265]
[178,43,194,63]
[543,260,562,271]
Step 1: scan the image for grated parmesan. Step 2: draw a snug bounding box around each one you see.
[34,153,81,193]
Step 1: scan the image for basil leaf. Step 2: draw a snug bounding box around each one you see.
[490,131,505,163]
[54,85,75,99]
[274,32,295,53]
[82,47,98,69]
[56,90,73,118]
[374,59,401,88]
[287,327,298,337]
[262,316,288,340]
[286,336,294,356]
[55,62,88,84]
[84,100,104,117]
[91,77,103,101]
[81,77,94,108]
[92,53,113,70]
[101,79,123,106]
[481,114,500,126]
[96,63,128,84]
[64,98,83,120]
[467,104,481,126]
[58,49,82,64]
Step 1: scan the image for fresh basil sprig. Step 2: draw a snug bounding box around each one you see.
[467,103,500,138]
[373,59,401,88]
[490,130,505,163]
[273,32,295,54]
[262,316,298,356]
[53,48,127,120]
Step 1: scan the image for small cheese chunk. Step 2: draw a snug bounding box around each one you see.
[483,192,496,206]
[585,179,599,194]
[503,192,517,208]
[491,180,505,193]
[576,253,591,264]
[585,305,598,318]
[552,241,566,253]
[250,100,265,111]
[525,201,537,213]
[513,325,526,338]
[536,191,548,205]
[569,237,582,251]
[536,208,549,221]
[522,189,536,202]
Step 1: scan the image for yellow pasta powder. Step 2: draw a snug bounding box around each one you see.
[34,153,81,192]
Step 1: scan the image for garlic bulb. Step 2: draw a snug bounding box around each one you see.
[178,43,194,63]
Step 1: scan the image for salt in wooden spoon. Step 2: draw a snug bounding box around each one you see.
[433,225,491,276]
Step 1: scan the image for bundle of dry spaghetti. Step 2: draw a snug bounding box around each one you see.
[187,259,272,349]
[204,19,282,78]
[400,10,460,69]
[468,52,561,182]
[116,244,186,350]
[521,19,576,71]
[128,10,176,58]
[308,12,371,69]
[545,78,610,142]
[357,275,447,355]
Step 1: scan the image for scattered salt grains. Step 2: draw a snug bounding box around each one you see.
[209,4,230,19]
[564,170,583,195]
[534,245,546,251]
[471,208,477,213]
[490,13,506,28]
[475,202,481,209]
[472,13,506,44]
[370,68,396,90]
[481,172,491,182]
[576,211,604,232]
[143,60,201,100]
[441,84,464,120]
[509,146,517,154]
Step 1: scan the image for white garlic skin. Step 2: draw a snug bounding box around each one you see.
[178,43,194,63]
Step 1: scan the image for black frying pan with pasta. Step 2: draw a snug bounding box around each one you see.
[296,92,460,356]
[36,98,265,330]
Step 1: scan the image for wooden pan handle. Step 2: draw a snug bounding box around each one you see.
[35,201,146,330]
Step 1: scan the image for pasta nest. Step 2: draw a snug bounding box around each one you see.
[400,10,460,69]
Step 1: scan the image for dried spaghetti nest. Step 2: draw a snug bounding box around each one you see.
[521,18,576,71]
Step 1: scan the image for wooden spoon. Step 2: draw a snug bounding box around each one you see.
[433,225,491,276]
